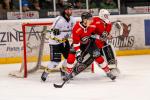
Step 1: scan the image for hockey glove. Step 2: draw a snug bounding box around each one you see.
[52,29,60,35]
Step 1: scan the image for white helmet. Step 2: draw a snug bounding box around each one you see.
[99,9,110,23]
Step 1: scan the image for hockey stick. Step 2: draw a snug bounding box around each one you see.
[53,56,95,88]
[46,29,72,43]
[53,39,94,88]
[53,80,67,88]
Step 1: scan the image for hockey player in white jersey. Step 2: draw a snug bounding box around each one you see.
[41,3,75,81]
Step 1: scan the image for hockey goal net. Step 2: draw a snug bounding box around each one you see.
[9,22,52,78]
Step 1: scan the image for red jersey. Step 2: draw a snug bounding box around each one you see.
[92,16,112,35]
[72,22,96,51]
[89,17,112,49]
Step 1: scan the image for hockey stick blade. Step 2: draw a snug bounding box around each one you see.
[53,81,66,88]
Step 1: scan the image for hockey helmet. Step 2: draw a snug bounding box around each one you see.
[99,9,110,23]
[81,12,92,20]
[63,3,73,10]
[60,3,73,16]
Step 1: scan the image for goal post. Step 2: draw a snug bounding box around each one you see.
[9,22,52,78]
[22,23,52,78]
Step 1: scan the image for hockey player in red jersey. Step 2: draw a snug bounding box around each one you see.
[92,9,119,76]
[61,12,116,81]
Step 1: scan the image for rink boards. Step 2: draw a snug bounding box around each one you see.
[0,14,150,64]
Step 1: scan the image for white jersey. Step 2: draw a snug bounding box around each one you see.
[48,16,76,45]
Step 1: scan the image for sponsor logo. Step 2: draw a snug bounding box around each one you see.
[0,26,49,55]
[0,26,49,45]
[109,20,135,48]
[0,31,23,45]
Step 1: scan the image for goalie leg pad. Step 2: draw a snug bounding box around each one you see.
[102,44,116,65]
[102,44,120,75]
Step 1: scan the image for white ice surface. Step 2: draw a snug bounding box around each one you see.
[0,55,150,100]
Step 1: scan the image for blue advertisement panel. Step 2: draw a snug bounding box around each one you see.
[145,20,150,45]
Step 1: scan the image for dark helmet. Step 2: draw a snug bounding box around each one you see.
[81,12,92,20]
[63,3,73,10]
[60,3,73,15]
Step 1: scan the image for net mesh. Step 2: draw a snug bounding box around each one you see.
[9,23,51,78]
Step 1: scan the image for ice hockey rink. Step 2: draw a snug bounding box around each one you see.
[0,55,150,100]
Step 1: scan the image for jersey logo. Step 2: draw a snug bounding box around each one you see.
[81,36,89,44]
[89,25,96,28]
[96,22,101,24]
[76,28,81,33]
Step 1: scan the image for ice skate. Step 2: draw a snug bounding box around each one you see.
[41,68,49,82]
[107,71,116,80]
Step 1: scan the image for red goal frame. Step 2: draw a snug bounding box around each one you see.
[22,22,52,78]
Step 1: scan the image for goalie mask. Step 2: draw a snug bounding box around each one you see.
[99,9,110,23]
